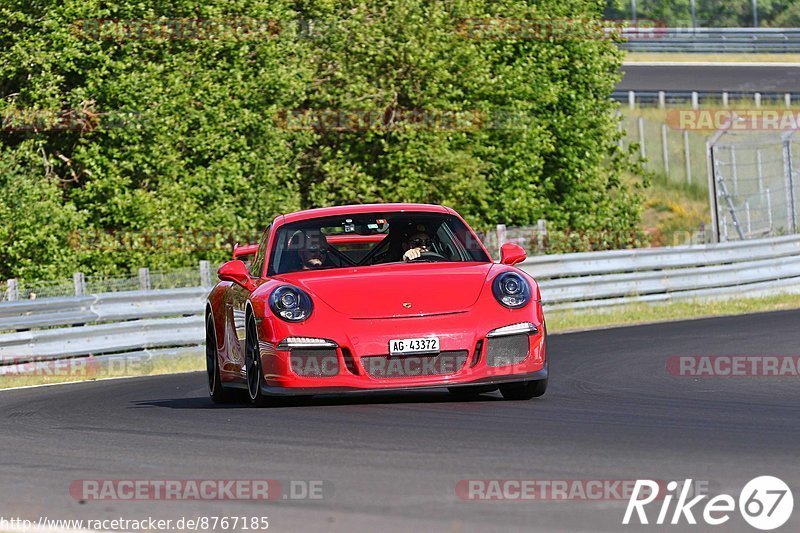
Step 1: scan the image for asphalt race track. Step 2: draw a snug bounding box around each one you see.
[617,63,800,92]
[1,309,799,532]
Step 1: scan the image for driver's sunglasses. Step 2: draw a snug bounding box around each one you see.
[409,238,431,248]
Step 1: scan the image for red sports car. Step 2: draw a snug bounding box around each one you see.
[206,203,547,405]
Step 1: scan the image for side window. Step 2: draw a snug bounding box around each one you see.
[249,225,270,277]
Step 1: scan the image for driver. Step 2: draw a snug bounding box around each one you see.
[402,230,433,262]
[289,229,329,270]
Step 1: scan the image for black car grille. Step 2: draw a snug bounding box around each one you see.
[290,349,339,377]
[485,334,529,367]
[362,350,468,378]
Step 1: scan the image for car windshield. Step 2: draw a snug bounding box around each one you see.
[269,212,490,275]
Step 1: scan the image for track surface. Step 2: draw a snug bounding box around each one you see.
[617,64,800,92]
[2,309,800,532]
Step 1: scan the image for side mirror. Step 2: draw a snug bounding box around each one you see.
[218,260,256,291]
[500,243,526,266]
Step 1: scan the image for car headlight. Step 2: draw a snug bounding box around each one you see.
[492,272,531,309]
[269,285,313,322]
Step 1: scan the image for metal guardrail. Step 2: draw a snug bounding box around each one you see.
[0,235,799,368]
[621,28,800,53]
[519,234,800,310]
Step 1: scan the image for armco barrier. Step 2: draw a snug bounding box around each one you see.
[0,235,799,367]
[621,28,800,53]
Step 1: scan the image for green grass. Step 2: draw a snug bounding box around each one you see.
[0,350,204,390]
[548,293,800,333]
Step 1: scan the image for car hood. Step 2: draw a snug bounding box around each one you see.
[275,262,495,319]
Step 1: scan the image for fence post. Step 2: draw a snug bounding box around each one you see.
[200,260,212,287]
[765,187,773,231]
[683,130,692,184]
[783,139,797,233]
[661,123,669,176]
[6,279,18,301]
[756,149,764,192]
[73,272,86,296]
[536,219,547,253]
[744,200,751,235]
[138,267,151,291]
[706,140,720,243]
[638,117,646,159]
[730,145,738,196]
[616,110,623,149]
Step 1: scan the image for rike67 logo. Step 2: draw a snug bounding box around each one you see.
[624,476,793,530]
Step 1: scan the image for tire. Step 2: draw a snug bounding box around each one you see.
[447,385,498,398]
[499,379,547,400]
[206,313,236,404]
[245,314,272,407]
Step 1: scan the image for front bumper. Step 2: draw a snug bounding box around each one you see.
[257,305,547,395]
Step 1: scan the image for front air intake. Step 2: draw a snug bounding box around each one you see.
[290,349,339,377]
[485,334,529,367]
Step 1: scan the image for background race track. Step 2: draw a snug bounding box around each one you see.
[618,63,800,92]
[1,309,799,532]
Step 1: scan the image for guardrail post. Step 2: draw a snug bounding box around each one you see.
[536,219,547,253]
[754,92,762,109]
[722,92,729,109]
[138,268,151,291]
[495,224,507,258]
[691,92,699,110]
[658,91,665,109]
[73,272,86,296]
[785,93,792,109]
[200,260,212,287]
[628,91,635,110]
[661,124,670,176]
[6,279,18,301]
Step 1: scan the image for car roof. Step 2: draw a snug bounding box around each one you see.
[278,203,452,225]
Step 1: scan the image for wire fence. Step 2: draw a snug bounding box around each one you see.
[709,128,800,241]
[2,262,220,302]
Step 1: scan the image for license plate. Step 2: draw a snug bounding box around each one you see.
[389,337,440,356]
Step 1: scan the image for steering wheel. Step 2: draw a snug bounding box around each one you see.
[409,250,448,262]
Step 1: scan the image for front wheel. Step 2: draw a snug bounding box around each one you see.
[499,379,547,400]
[245,315,273,407]
[206,314,236,404]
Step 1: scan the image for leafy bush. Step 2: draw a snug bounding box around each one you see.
[0,0,642,281]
